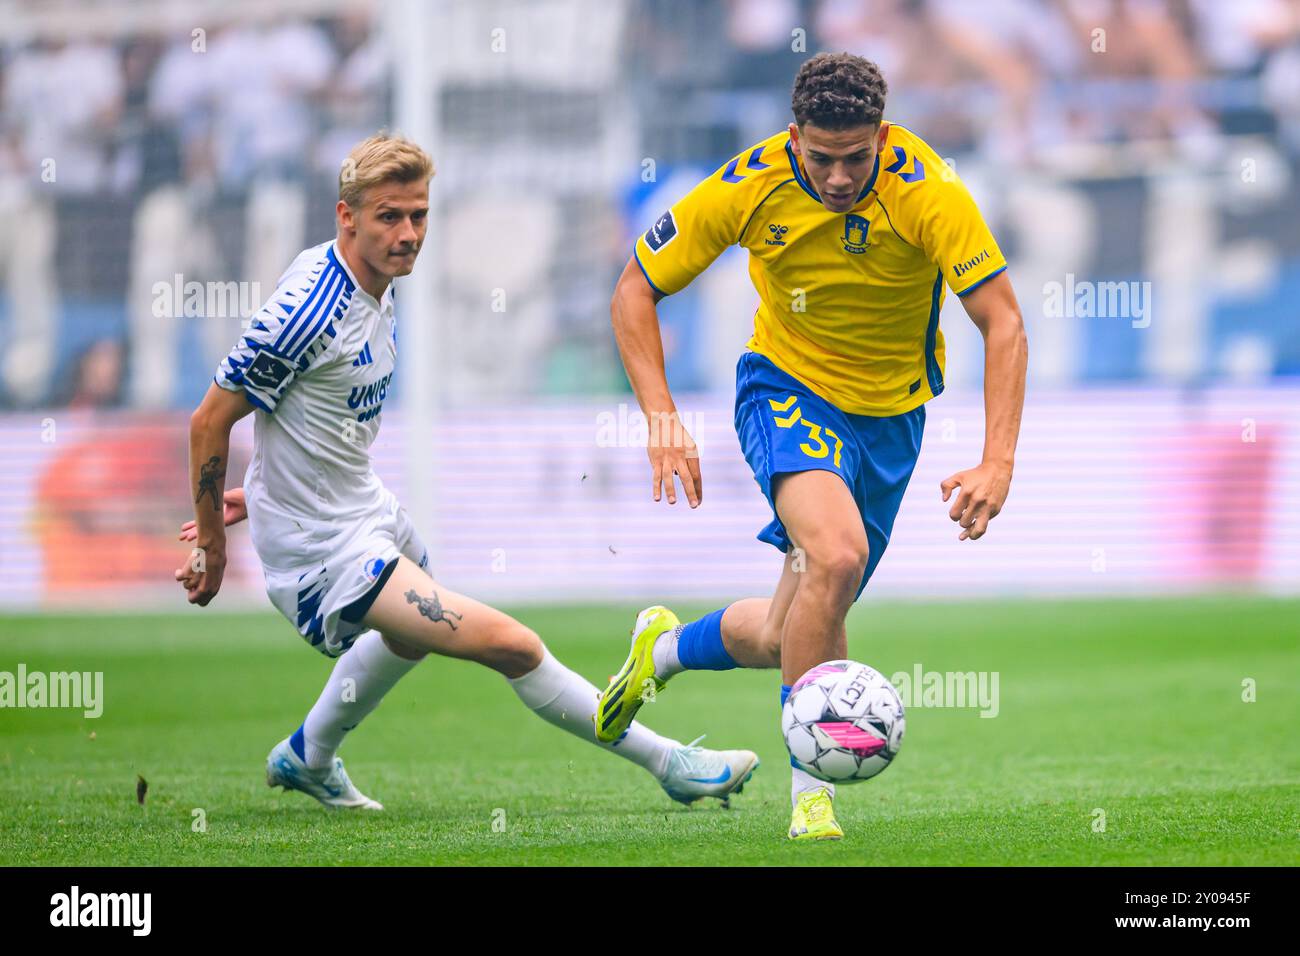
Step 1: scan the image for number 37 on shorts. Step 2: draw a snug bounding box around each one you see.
[768,395,844,467]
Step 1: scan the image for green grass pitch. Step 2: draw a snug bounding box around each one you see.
[1,596,1296,866]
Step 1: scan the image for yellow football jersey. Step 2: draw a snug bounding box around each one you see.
[633,123,1007,416]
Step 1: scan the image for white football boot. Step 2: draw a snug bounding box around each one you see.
[265,737,383,810]
[659,736,760,806]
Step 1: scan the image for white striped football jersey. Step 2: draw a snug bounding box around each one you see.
[215,240,398,571]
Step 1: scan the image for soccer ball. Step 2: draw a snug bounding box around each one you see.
[782,660,905,783]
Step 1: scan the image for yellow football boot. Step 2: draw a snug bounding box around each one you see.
[788,787,843,841]
[594,605,679,743]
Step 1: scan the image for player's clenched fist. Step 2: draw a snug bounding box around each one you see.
[176,487,245,605]
[647,410,702,508]
[940,460,1012,541]
[175,541,227,606]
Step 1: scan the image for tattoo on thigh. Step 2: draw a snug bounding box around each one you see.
[196,455,225,511]
[405,588,463,630]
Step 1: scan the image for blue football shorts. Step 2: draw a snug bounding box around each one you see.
[733,350,925,597]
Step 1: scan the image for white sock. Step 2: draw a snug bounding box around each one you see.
[792,766,834,807]
[507,649,678,780]
[651,625,684,679]
[301,630,421,769]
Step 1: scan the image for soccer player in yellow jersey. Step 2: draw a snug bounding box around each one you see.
[594,53,1028,840]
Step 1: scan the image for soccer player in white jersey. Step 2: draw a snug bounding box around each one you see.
[175,134,758,811]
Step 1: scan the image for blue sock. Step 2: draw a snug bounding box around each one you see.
[781,685,797,767]
[289,724,307,761]
[676,608,737,671]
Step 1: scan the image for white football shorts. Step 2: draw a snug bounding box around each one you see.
[253,488,430,658]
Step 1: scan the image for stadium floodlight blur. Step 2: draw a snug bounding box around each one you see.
[0,0,1297,609]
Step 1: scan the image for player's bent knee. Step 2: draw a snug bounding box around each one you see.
[511,626,545,672]
[808,543,869,595]
[479,621,543,678]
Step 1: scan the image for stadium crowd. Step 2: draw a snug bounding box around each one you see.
[1,0,1297,409]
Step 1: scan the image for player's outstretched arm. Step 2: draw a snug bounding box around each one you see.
[610,257,702,508]
[175,383,254,605]
[940,270,1028,541]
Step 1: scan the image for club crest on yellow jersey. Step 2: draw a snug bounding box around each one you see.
[841,215,870,254]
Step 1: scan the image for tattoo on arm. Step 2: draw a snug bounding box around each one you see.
[405,588,463,630]
[196,455,226,511]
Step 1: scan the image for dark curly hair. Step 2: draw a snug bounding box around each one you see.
[791,53,888,130]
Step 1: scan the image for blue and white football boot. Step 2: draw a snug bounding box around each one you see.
[658,736,760,807]
[265,737,383,810]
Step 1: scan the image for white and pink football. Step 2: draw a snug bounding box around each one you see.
[782,660,905,783]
